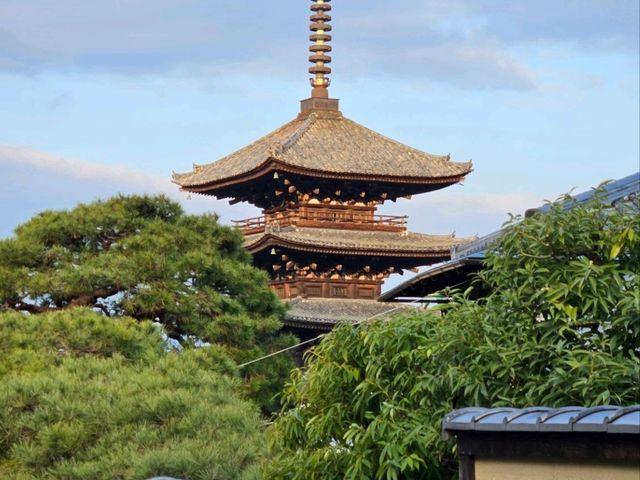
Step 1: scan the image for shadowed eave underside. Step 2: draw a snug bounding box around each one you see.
[172,110,473,194]
[243,226,476,257]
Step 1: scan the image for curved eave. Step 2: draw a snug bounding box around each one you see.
[245,233,455,258]
[378,257,483,302]
[172,158,473,195]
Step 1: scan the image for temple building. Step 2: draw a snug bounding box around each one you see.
[173,0,474,332]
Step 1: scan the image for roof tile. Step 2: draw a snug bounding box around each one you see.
[173,111,472,188]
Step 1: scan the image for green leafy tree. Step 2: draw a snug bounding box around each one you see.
[0,195,295,412]
[0,309,265,480]
[265,193,640,480]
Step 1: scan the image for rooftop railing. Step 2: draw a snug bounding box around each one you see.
[233,208,407,235]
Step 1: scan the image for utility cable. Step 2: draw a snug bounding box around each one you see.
[237,295,435,369]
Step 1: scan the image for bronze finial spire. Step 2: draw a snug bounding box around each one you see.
[309,0,332,98]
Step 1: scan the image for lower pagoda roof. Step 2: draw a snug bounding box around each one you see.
[244,225,474,257]
[284,297,411,331]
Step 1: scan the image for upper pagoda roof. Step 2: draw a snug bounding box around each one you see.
[172,108,472,195]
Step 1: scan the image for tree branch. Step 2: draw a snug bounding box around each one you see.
[7,287,122,314]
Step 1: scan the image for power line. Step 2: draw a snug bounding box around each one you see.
[237,296,431,369]
[238,335,326,368]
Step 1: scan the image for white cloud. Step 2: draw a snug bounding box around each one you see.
[1,1,635,90]
[0,144,260,237]
[0,144,168,191]
[425,190,540,216]
[379,188,542,237]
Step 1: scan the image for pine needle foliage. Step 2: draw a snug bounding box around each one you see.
[265,192,640,480]
[0,195,296,412]
[0,194,281,338]
[0,309,265,480]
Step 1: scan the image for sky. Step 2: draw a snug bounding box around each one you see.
[1,0,638,287]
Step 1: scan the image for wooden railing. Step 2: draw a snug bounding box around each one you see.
[232,216,268,235]
[233,208,407,234]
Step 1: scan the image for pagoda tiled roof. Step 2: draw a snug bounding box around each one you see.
[172,110,472,190]
[244,225,475,257]
[284,297,410,330]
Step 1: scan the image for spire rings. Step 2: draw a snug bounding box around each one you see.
[309,0,332,97]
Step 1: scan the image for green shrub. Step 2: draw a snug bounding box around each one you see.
[0,309,265,480]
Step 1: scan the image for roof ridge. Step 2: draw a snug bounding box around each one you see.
[177,116,305,179]
[280,112,317,152]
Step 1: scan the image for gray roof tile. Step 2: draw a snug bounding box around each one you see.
[173,110,472,189]
[442,406,640,438]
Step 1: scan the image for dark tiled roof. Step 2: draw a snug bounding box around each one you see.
[531,172,640,217]
[387,172,640,302]
[284,297,410,330]
[451,172,640,260]
[378,256,482,302]
[442,406,640,439]
[172,110,472,188]
[245,225,475,256]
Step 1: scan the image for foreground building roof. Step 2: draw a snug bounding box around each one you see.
[442,406,640,480]
[443,406,640,437]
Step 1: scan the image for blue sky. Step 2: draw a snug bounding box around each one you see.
[1,0,638,249]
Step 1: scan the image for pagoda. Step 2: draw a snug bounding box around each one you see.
[173,0,473,330]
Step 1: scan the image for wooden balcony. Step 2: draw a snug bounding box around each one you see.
[233,216,269,235]
[271,277,382,300]
[233,205,407,235]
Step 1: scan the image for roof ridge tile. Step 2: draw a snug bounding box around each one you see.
[280,112,317,152]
